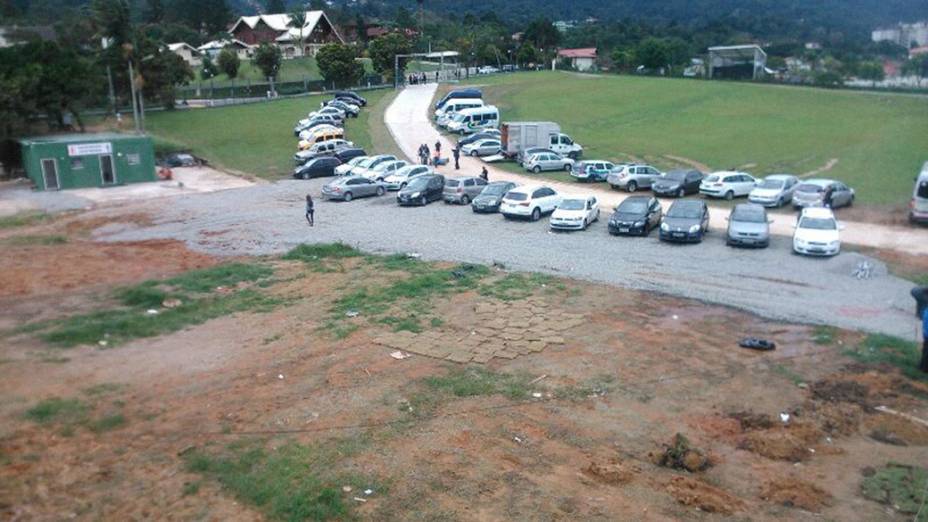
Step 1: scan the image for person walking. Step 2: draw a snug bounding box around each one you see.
[452,145,460,170]
[823,186,834,208]
[434,140,441,155]
[305,194,315,226]
[921,304,928,372]
[480,166,488,181]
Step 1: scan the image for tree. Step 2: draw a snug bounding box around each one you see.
[254,43,282,79]
[355,13,368,45]
[516,43,540,67]
[171,0,230,35]
[368,33,411,81]
[92,0,132,47]
[288,9,307,57]
[611,48,636,72]
[144,0,164,23]
[217,48,240,79]
[523,18,560,52]
[316,43,364,88]
[856,60,884,86]
[201,55,219,79]
[636,37,670,71]
[903,53,928,78]
[265,0,286,13]
[395,6,414,29]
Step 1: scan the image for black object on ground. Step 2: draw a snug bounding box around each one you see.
[739,338,776,351]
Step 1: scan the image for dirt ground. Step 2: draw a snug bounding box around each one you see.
[0,209,926,521]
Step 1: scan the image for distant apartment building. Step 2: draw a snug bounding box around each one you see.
[871,21,928,48]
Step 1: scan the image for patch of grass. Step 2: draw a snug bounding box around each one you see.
[0,212,50,229]
[285,242,363,261]
[424,366,533,401]
[115,285,170,308]
[772,364,806,385]
[25,398,89,424]
[554,375,617,401]
[845,334,927,381]
[479,272,554,301]
[429,317,444,328]
[861,463,928,518]
[83,383,124,397]
[1,234,67,246]
[182,481,201,496]
[812,325,837,345]
[159,263,273,294]
[184,439,375,522]
[88,413,126,433]
[367,253,423,272]
[381,315,423,333]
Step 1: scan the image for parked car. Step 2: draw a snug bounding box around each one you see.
[524,152,575,173]
[334,155,368,176]
[699,171,757,200]
[335,147,366,164]
[309,106,346,120]
[571,161,620,182]
[500,185,561,221]
[471,181,517,213]
[501,122,583,161]
[793,207,841,256]
[294,115,342,135]
[443,176,489,204]
[349,154,396,177]
[550,196,600,231]
[293,139,354,165]
[446,106,499,134]
[518,147,557,166]
[321,176,385,201]
[333,90,366,106]
[324,99,359,117]
[477,66,499,74]
[162,153,198,168]
[749,174,799,207]
[397,174,445,206]
[293,156,341,179]
[298,125,344,147]
[361,159,408,181]
[458,130,500,147]
[606,164,663,192]
[461,139,501,157]
[652,169,704,197]
[435,88,482,110]
[911,161,928,224]
[608,196,663,236]
[726,203,771,248]
[383,165,433,190]
[660,200,710,243]
[792,179,855,209]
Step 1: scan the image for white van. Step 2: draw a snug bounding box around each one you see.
[446,105,500,135]
[434,98,484,122]
[911,161,928,224]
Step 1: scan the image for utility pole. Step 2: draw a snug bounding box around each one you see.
[127,59,141,134]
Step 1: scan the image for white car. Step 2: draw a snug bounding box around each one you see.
[335,155,368,176]
[699,171,757,200]
[461,139,501,157]
[749,174,799,207]
[500,185,562,221]
[383,165,433,190]
[478,66,499,74]
[550,196,600,231]
[793,207,842,257]
[360,159,407,181]
[348,155,396,177]
[309,106,345,120]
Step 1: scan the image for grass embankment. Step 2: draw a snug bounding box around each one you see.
[198,56,374,87]
[146,88,397,179]
[462,71,928,205]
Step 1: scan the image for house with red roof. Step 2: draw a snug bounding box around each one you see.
[557,47,597,71]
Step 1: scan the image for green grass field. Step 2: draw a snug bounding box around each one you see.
[146,88,397,179]
[200,56,373,87]
[461,71,928,205]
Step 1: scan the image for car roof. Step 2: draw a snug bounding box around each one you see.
[764,174,796,180]
[509,185,548,193]
[733,203,765,212]
[801,178,835,186]
[457,105,498,115]
[670,199,704,209]
[450,176,478,181]
[710,170,747,176]
[800,207,835,218]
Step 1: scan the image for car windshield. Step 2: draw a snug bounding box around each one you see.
[758,179,785,189]
[919,181,928,198]
[482,184,510,196]
[357,158,375,167]
[704,175,719,182]
[732,208,766,223]
[662,172,687,182]
[506,192,528,201]
[446,179,461,187]
[406,178,429,191]
[451,113,466,122]
[617,200,648,213]
[797,183,824,193]
[800,217,837,230]
[667,204,703,219]
[559,199,586,210]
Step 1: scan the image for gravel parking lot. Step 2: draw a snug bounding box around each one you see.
[101,178,917,339]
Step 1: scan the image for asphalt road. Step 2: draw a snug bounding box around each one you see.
[104,179,918,340]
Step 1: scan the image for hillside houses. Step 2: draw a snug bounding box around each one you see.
[229,11,344,58]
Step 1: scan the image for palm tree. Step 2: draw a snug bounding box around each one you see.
[288,9,308,57]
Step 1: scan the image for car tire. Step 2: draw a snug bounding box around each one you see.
[531,207,541,221]
[776,196,784,207]
[848,195,854,207]
[420,196,427,206]
[376,186,385,196]
[532,166,541,174]
[677,188,685,198]
[724,191,734,201]
[400,182,407,190]
[470,150,478,157]
[343,192,353,202]
[627,181,637,193]
[564,164,572,172]
[302,172,310,180]
[461,195,470,205]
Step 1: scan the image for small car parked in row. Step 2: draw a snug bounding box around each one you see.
[524,152,575,173]
[500,185,561,221]
[461,139,501,157]
[792,179,855,209]
[293,156,341,179]
[748,174,799,207]
[911,161,928,224]
[293,139,354,165]
[361,159,407,182]
[471,181,518,213]
[606,164,663,192]
[699,171,757,200]
[660,200,710,243]
[334,155,368,176]
[321,176,385,201]
[457,130,500,147]
[726,203,771,248]
[443,176,489,204]
[793,207,841,256]
[383,165,433,191]
[397,174,445,206]
[608,196,663,236]
[549,196,600,231]
[571,161,620,182]
[348,154,396,177]
[651,169,704,198]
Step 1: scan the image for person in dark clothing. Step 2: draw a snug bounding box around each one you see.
[921,306,928,372]
[823,186,834,208]
[305,194,314,226]
[434,140,441,154]
[452,146,460,170]
[480,166,488,181]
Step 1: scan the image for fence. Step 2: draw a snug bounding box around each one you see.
[175,74,385,102]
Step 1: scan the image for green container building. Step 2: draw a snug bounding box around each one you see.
[18,133,156,191]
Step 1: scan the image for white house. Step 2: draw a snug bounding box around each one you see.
[197,39,254,61]
[167,42,202,67]
[557,48,597,71]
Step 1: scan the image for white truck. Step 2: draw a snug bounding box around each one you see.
[500,122,583,161]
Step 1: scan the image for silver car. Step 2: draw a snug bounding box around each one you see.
[382,165,433,190]
[726,203,771,248]
[748,174,799,207]
[524,152,575,173]
[321,176,385,201]
[606,164,663,192]
[461,139,501,157]
[792,179,855,209]
[443,176,489,204]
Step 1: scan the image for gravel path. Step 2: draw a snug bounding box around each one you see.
[103,178,918,340]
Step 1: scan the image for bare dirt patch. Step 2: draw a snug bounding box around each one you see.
[761,477,833,512]
[665,475,745,515]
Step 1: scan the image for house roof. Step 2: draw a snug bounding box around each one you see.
[557,47,597,59]
[231,11,343,43]
[167,42,198,53]
[197,39,253,51]
[19,133,149,146]
[910,46,928,57]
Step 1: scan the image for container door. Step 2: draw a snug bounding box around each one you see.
[41,159,59,190]
[100,154,116,185]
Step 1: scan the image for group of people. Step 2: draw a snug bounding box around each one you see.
[417,140,489,180]
[408,72,435,85]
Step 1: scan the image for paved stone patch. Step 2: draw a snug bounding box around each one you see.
[372,297,587,363]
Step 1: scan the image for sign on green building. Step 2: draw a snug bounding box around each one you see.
[18,133,156,191]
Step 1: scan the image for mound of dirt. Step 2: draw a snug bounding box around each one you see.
[761,477,832,512]
[810,379,870,407]
[651,433,712,472]
[865,413,928,446]
[729,410,775,430]
[739,422,824,462]
[805,401,863,436]
[665,476,744,515]
[583,458,636,485]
